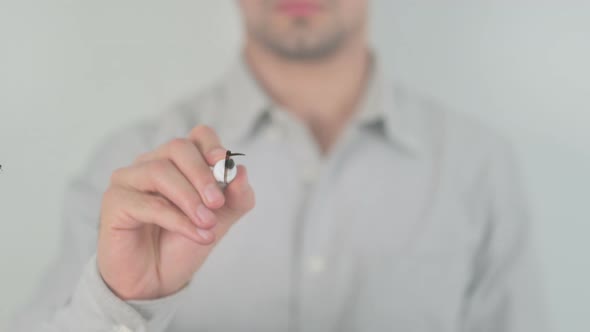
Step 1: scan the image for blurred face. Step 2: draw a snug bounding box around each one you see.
[239,0,369,60]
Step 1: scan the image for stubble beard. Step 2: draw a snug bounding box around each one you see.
[251,17,357,61]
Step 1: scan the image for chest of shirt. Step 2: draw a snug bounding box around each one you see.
[168,122,482,331]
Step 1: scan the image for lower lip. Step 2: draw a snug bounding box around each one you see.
[277,2,321,16]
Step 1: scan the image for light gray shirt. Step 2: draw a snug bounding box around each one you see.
[9,55,547,332]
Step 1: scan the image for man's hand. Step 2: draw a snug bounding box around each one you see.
[97,125,255,300]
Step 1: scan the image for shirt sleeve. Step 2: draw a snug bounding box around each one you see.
[7,123,189,332]
[45,254,188,332]
[462,137,550,332]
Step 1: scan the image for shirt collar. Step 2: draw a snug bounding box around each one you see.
[218,51,422,156]
[353,55,422,155]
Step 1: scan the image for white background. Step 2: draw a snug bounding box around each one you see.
[1,1,588,331]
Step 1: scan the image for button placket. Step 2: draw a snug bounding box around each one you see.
[275,110,324,332]
[297,125,366,331]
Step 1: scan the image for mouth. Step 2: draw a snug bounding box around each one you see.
[275,0,322,17]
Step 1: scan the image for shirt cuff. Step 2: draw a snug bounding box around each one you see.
[74,254,188,332]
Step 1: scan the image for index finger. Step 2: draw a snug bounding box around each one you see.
[188,125,227,166]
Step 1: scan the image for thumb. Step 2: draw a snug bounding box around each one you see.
[215,165,256,225]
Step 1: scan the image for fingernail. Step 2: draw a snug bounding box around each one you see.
[209,148,227,162]
[196,204,216,227]
[204,183,224,206]
[196,228,213,242]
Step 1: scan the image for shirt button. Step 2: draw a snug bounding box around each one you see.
[302,164,319,184]
[112,325,133,332]
[306,255,326,275]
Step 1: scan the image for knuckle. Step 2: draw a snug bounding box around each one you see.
[101,188,127,222]
[112,203,133,225]
[133,152,150,164]
[147,195,170,212]
[101,187,115,205]
[172,213,190,229]
[170,189,197,214]
[109,167,127,185]
[167,137,190,154]
[159,205,189,230]
[148,159,173,177]
[190,124,215,140]
[196,170,216,185]
[181,189,200,206]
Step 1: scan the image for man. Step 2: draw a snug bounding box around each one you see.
[10,1,546,331]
